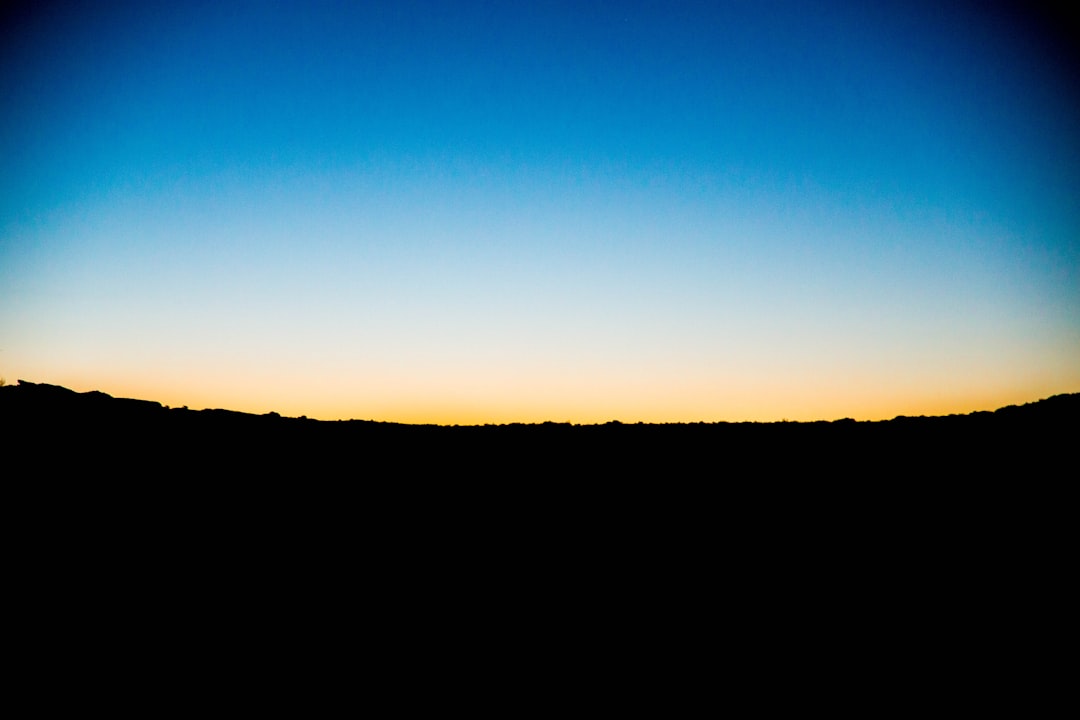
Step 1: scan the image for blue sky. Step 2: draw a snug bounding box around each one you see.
[2,1,1078,422]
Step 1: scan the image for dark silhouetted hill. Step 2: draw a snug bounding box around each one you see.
[3,379,1075,478]
[6,379,1071,671]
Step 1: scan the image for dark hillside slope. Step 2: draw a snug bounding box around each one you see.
[2,380,1075,477]
[5,380,1072,652]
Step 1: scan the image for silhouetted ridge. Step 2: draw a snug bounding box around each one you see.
[6,378,1076,424]
[2,379,1075,476]
[7,380,1071,646]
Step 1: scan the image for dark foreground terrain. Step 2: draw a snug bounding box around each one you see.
[3,379,1076,477]
[5,379,1072,688]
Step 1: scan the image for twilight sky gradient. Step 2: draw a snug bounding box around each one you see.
[2,0,1078,423]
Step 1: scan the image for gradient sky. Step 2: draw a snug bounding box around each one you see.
[2,0,1078,423]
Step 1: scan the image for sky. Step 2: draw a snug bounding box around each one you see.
[2,0,1078,423]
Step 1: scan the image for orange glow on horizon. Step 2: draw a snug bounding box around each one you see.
[28,366,1077,426]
